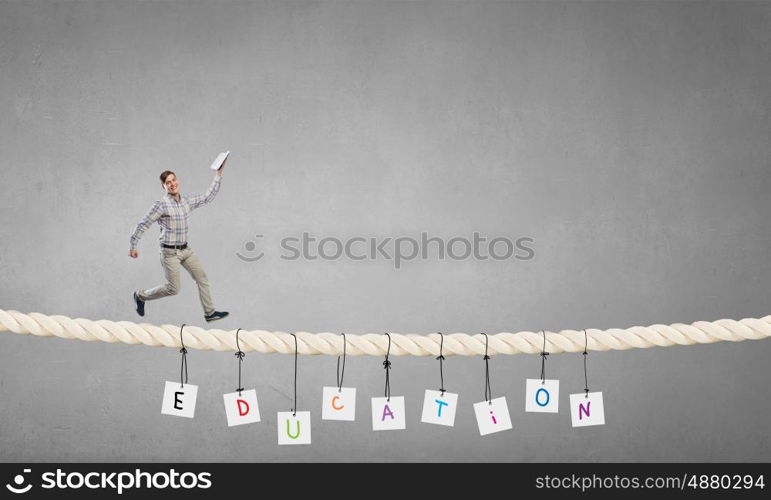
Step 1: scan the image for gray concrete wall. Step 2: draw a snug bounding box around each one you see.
[1,0,770,462]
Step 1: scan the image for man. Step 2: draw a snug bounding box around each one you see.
[129,160,229,322]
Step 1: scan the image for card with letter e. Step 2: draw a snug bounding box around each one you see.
[525,379,560,413]
[223,389,261,427]
[322,386,356,421]
[570,392,605,427]
[161,381,198,418]
[421,390,458,427]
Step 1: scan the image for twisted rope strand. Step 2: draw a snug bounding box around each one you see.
[1,309,770,356]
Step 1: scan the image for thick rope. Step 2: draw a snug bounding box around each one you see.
[0,309,770,356]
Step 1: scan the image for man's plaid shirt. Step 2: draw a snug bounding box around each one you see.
[130,176,221,251]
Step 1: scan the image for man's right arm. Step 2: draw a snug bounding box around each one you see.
[129,201,163,254]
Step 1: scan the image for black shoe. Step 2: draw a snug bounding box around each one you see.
[133,292,145,317]
[205,311,229,322]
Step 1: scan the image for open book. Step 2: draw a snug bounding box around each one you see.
[209,151,230,170]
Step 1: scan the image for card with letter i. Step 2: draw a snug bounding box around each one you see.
[473,396,512,436]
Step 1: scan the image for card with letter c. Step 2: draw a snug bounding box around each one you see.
[322,386,356,421]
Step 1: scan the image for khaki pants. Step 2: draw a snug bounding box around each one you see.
[138,247,215,316]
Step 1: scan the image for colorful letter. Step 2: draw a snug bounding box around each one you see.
[332,395,344,410]
[382,404,394,421]
[535,388,550,407]
[435,399,448,417]
[579,401,591,420]
[286,419,301,439]
[237,399,250,416]
[490,410,497,424]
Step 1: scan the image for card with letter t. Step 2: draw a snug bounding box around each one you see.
[421,390,458,427]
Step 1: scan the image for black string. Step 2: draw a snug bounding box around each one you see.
[540,330,549,384]
[179,324,188,388]
[235,328,245,396]
[336,333,346,392]
[291,333,298,416]
[383,333,392,401]
[436,332,446,395]
[482,333,492,404]
[583,329,590,398]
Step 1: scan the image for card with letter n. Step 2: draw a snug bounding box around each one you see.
[161,381,198,419]
[570,392,605,427]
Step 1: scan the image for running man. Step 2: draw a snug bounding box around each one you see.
[129,161,229,322]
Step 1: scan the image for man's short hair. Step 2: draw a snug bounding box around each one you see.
[160,170,176,184]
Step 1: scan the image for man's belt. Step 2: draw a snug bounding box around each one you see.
[162,243,188,250]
